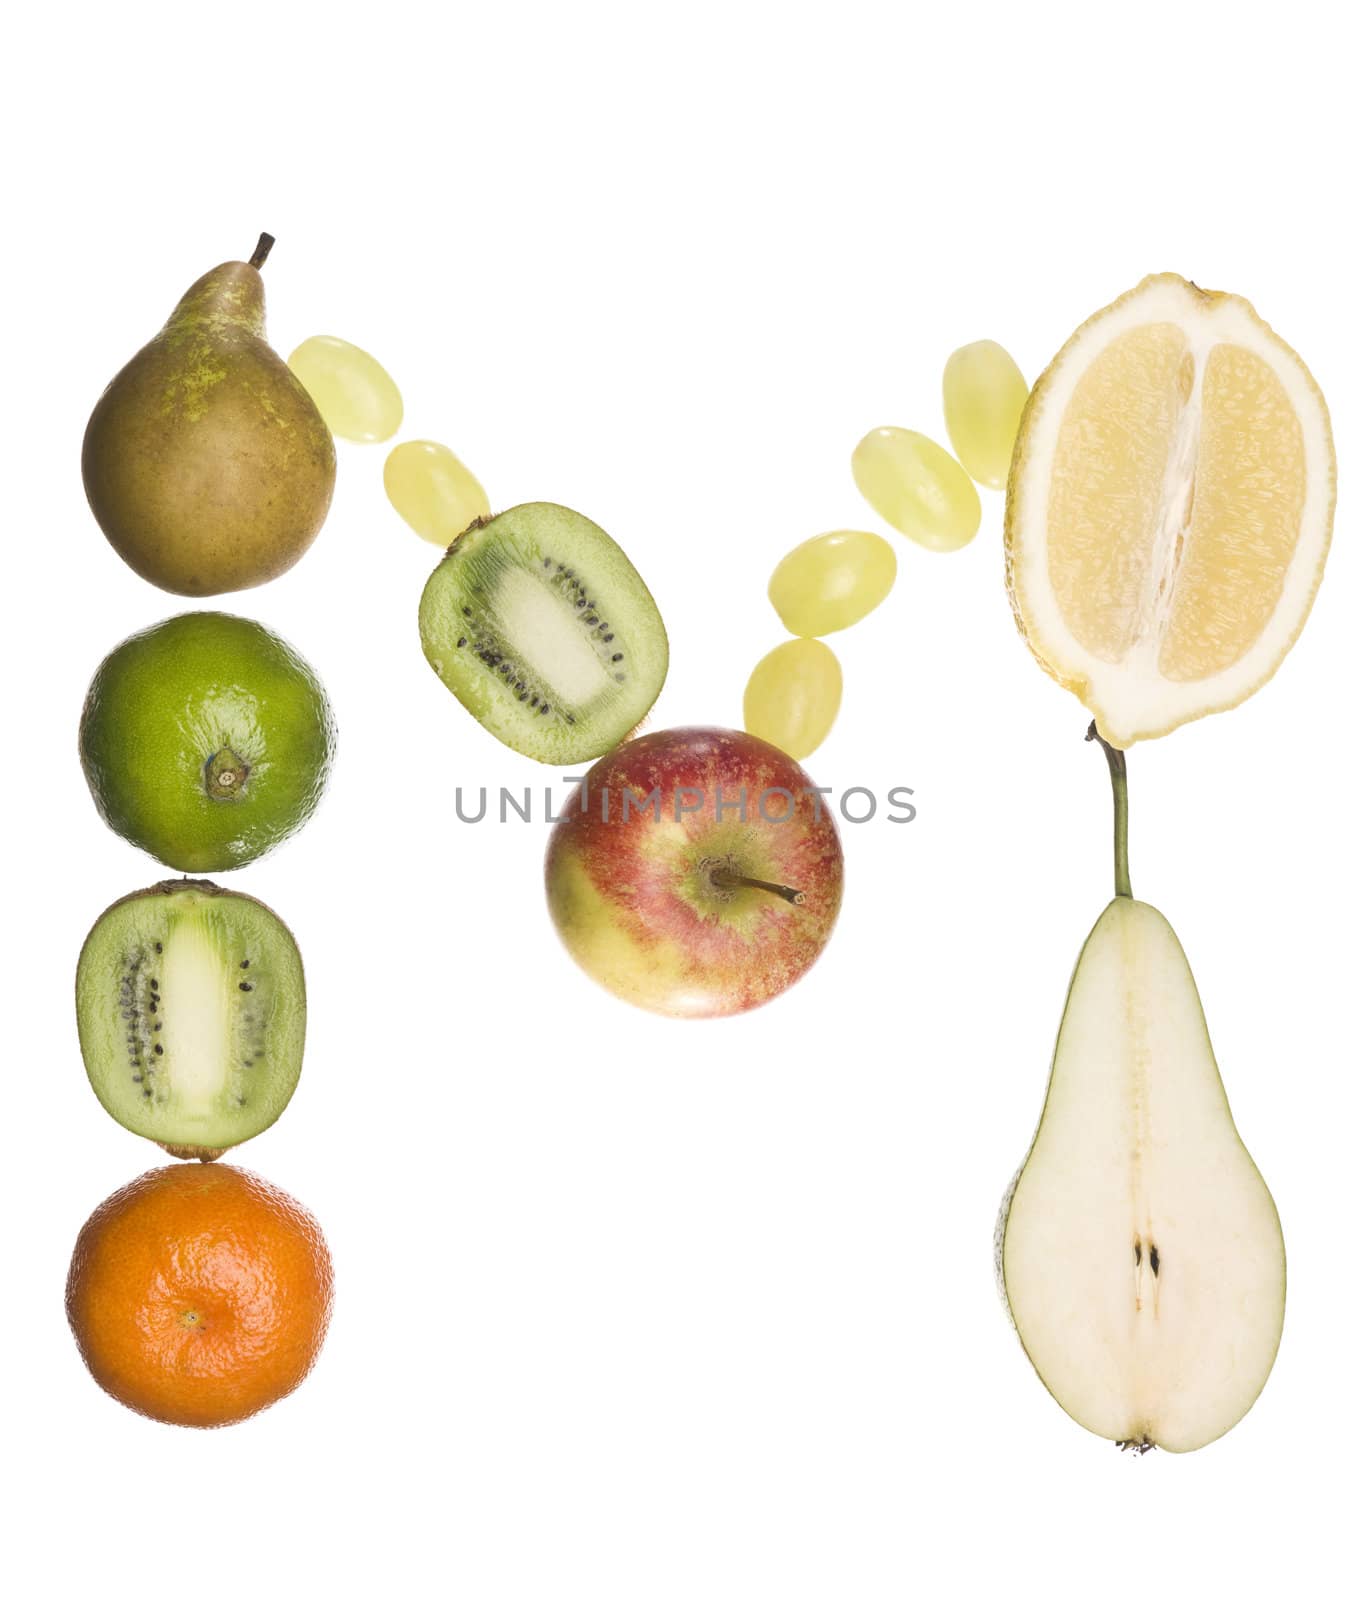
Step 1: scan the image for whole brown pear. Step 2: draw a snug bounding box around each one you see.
[82,234,336,596]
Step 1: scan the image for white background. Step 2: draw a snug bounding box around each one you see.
[4,3,1359,1595]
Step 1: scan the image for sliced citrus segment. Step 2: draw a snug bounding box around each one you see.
[1006,274,1334,745]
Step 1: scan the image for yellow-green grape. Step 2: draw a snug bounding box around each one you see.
[287,335,403,443]
[743,639,842,761]
[384,441,491,546]
[942,340,1029,489]
[769,530,896,637]
[852,427,981,551]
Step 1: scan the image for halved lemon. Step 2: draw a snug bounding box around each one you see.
[1006,274,1334,746]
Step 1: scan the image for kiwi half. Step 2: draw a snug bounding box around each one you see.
[418,502,669,764]
[75,880,305,1160]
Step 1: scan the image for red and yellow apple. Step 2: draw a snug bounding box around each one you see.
[545,727,843,1017]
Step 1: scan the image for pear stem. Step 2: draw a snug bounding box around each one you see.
[1087,722,1132,899]
[248,232,275,271]
[710,868,805,906]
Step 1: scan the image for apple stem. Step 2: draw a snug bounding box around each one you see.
[1086,722,1132,899]
[249,232,275,271]
[710,868,805,905]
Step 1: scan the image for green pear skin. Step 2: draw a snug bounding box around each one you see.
[82,234,336,597]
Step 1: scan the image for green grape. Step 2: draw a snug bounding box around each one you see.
[942,340,1029,489]
[287,335,403,443]
[851,427,981,551]
[769,530,896,637]
[743,638,842,761]
[384,441,491,546]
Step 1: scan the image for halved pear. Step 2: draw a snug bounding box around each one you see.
[998,896,1285,1452]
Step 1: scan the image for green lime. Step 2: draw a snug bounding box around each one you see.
[79,612,336,872]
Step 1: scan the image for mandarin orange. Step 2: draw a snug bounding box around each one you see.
[66,1163,332,1428]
